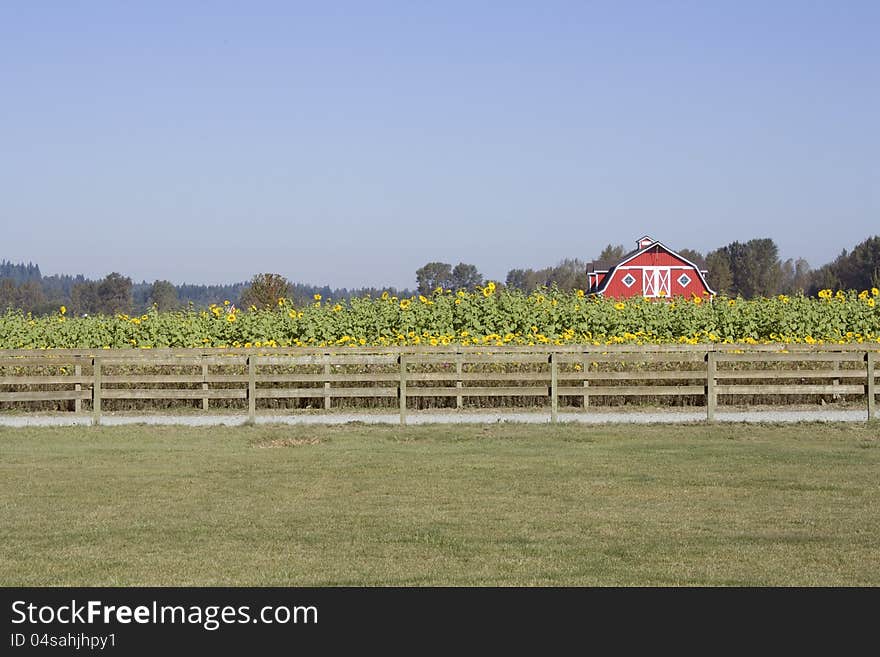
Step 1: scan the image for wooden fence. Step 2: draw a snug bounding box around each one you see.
[0,345,876,424]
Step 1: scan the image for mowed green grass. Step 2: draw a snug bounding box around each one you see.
[1,422,879,586]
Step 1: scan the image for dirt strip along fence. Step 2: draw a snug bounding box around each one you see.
[0,345,876,424]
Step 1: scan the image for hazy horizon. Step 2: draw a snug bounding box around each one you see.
[3,230,875,291]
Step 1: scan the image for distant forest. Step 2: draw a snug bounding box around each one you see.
[0,261,415,316]
[1,234,878,316]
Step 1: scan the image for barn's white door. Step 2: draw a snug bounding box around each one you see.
[642,267,671,298]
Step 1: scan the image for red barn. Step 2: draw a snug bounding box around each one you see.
[586,236,715,299]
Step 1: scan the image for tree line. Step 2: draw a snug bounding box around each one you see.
[2,235,878,316]
[502,235,878,297]
[0,270,414,316]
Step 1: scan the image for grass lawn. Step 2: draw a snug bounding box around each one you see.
[1,422,878,586]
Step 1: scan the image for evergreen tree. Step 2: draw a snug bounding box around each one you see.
[96,273,133,314]
[149,280,179,311]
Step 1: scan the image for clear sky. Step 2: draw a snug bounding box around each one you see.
[2,1,877,288]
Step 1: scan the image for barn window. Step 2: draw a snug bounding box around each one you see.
[622,273,636,288]
[677,273,692,287]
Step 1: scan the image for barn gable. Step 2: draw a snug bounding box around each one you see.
[586,237,715,299]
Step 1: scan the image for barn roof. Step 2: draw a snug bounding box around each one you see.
[590,239,716,296]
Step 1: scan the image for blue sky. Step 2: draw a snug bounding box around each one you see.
[1,1,877,288]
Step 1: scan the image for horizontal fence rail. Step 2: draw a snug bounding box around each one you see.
[0,345,876,424]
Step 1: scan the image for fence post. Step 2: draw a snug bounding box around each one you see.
[832,359,841,400]
[74,360,82,414]
[550,352,558,423]
[201,356,209,411]
[92,356,102,426]
[247,354,256,423]
[324,355,332,410]
[706,349,717,422]
[455,352,463,410]
[399,353,407,425]
[582,354,589,409]
[867,351,876,420]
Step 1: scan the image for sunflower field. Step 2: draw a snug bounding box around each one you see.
[1,285,879,350]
